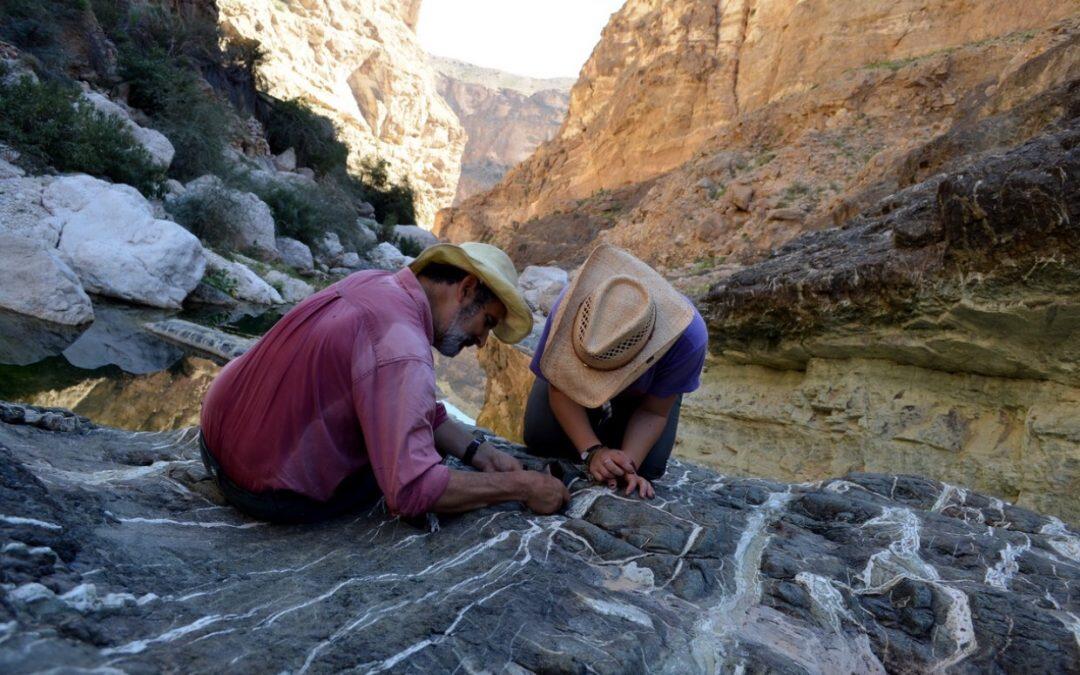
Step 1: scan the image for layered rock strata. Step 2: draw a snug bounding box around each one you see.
[0,401,1077,672]
[437,2,1080,268]
[475,111,1080,523]
[217,0,466,225]
[431,57,571,203]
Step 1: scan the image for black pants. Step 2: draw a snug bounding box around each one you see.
[199,433,382,524]
[522,379,681,480]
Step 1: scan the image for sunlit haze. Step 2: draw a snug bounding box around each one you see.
[417,0,625,79]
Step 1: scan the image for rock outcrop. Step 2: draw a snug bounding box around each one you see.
[1,173,206,311]
[436,2,1080,268]
[0,401,1077,671]
[0,234,93,326]
[216,0,466,225]
[473,107,1080,524]
[431,56,571,203]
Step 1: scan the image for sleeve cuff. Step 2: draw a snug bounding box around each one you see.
[393,463,451,517]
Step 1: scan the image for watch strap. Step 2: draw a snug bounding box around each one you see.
[462,435,485,467]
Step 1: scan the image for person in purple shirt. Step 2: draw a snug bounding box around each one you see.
[524,245,708,499]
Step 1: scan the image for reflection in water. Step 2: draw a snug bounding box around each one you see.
[62,304,186,374]
[0,309,88,366]
[26,356,222,431]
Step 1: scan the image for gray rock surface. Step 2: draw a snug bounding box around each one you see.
[518,265,568,315]
[45,175,206,309]
[0,234,94,325]
[393,224,440,251]
[81,90,175,169]
[0,402,1076,673]
[202,251,284,306]
[176,176,278,260]
[142,319,256,361]
[264,270,315,303]
[275,237,315,274]
[367,241,408,270]
[0,310,87,366]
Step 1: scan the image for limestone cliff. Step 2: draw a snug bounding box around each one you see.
[431,57,571,203]
[437,0,1080,267]
[475,106,1080,523]
[217,0,466,225]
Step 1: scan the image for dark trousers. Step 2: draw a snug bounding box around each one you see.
[522,379,681,480]
[199,433,381,524]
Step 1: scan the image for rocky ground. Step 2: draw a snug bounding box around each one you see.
[0,401,1077,672]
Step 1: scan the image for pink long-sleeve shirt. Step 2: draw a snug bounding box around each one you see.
[200,268,451,517]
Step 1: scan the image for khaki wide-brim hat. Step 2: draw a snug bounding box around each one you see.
[409,242,533,344]
[539,244,694,408]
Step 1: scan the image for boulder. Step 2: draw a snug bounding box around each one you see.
[728,183,754,211]
[272,147,297,172]
[0,155,23,179]
[81,91,175,169]
[518,265,568,315]
[177,176,278,259]
[202,250,284,305]
[338,251,362,269]
[356,201,376,218]
[393,224,440,251]
[367,241,408,270]
[263,270,315,303]
[354,218,378,248]
[295,167,316,180]
[0,234,93,325]
[0,403,1077,673]
[0,176,60,244]
[45,175,205,309]
[275,237,314,274]
[316,231,345,264]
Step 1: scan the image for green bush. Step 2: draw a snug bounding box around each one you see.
[0,74,164,195]
[226,171,366,253]
[334,160,417,229]
[0,0,88,73]
[118,46,236,181]
[262,99,349,175]
[165,182,244,250]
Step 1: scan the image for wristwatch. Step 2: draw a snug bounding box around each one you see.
[462,432,488,468]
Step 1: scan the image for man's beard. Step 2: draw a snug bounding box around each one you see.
[434,302,481,357]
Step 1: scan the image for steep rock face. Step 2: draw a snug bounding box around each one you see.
[474,111,1080,523]
[217,0,466,225]
[436,1,1079,267]
[0,402,1077,672]
[431,57,571,203]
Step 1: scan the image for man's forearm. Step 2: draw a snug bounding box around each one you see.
[621,408,670,467]
[548,385,601,456]
[432,469,530,513]
[433,417,472,459]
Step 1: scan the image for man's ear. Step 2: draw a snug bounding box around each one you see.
[457,274,479,303]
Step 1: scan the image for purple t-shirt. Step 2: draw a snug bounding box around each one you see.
[530,289,708,401]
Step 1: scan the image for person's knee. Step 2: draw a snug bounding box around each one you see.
[639,459,668,481]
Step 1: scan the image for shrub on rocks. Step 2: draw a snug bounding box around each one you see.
[0,74,165,196]
[166,176,277,259]
[262,98,349,176]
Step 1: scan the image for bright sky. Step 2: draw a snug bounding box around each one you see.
[417,0,625,79]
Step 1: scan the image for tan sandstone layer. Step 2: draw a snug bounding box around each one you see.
[437,1,1079,268]
[431,57,571,204]
[217,0,466,226]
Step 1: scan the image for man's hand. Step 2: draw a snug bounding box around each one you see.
[523,469,571,514]
[622,474,655,499]
[588,447,637,482]
[472,443,523,473]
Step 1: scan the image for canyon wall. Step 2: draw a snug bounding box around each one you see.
[217,0,466,226]
[437,0,1079,267]
[431,57,571,204]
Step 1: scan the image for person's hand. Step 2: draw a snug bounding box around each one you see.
[587,447,637,482]
[622,474,654,499]
[472,443,523,473]
[522,469,571,515]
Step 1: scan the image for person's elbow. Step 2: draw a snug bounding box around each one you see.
[385,465,450,518]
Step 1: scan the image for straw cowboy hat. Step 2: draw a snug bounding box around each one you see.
[539,244,694,408]
[409,242,533,344]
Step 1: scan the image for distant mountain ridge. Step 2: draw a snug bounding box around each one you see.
[428,55,575,97]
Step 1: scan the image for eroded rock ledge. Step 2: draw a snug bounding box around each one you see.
[0,402,1077,672]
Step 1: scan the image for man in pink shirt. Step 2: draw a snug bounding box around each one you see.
[199,242,569,523]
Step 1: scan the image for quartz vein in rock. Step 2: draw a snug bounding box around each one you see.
[0,403,1076,672]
